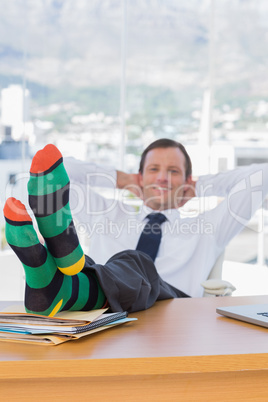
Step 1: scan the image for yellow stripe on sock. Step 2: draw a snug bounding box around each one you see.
[48,299,63,317]
[57,254,85,276]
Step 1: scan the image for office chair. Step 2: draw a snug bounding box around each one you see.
[201,252,236,296]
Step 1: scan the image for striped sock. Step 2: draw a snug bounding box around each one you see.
[27,144,85,276]
[4,197,107,316]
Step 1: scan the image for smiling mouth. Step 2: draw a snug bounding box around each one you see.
[153,186,170,191]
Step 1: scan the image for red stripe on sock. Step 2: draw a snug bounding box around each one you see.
[30,144,62,174]
[4,197,32,222]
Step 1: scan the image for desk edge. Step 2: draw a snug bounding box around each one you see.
[0,354,268,380]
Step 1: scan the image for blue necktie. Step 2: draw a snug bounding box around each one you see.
[136,213,167,262]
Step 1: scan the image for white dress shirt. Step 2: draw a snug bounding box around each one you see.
[65,157,268,297]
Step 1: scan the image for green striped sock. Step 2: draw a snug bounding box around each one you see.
[4,197,107,316]
[27,144,85,276]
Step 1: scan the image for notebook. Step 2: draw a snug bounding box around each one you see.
[216,304,268,328]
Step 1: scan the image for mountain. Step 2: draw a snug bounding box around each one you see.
[0,0,267,96]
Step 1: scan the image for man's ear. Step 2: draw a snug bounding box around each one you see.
[139,172,143,188]
[183,175,196,197]
[185,175,192,184]
[185,175,197,187]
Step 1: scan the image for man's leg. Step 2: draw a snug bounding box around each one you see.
[27,144,84,276]
[4,197,106,316]
[88,250,190,313]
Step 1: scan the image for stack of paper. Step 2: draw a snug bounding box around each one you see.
[0,308,136,345]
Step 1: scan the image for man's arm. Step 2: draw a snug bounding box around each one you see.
[64,157,117,188]
[196,164,268,198]
[65,156,144,199]
[197,163,268,248]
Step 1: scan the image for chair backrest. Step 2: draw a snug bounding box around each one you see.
[0,250,24,300]
[202,251,236,297]
[207,251,225,280]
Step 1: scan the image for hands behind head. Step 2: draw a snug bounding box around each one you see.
[116,171,144,199]
[117,170,197,207]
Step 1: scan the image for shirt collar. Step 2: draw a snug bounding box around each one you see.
[136,204,181,223]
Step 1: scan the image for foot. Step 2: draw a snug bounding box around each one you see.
[27,144,85,275]
[4,197,106,316]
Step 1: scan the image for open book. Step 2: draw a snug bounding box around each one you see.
[0,307,136,345]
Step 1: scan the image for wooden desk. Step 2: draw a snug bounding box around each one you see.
[1,295,268,401]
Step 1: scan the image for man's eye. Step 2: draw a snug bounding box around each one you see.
[170,169,179,174]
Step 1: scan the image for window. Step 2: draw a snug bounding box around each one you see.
[1,0,268,283]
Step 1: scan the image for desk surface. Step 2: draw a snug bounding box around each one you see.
[1,295,268,401]
[0,295,268,367]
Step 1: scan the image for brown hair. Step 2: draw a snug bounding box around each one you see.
[139,138,192,178]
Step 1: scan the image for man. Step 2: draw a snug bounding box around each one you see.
[64,138,268,298]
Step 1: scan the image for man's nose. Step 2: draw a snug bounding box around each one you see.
[156,170,169,181]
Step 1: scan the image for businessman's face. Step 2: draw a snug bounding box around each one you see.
[139,147,191,211]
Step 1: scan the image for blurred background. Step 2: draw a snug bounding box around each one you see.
[0,0,267,299]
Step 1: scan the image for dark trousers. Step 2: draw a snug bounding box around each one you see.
[84,250,189,313]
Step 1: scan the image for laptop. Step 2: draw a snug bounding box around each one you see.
[216,304,268,328]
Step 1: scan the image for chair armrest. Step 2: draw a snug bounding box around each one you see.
[201,279,236,297]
